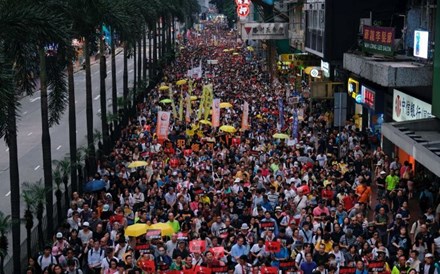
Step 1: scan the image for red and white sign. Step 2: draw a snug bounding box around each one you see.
[156,111,170,141]
[360,85,375,110]
[212,98,220,127]
[393,89,433,122]
[241,101,249,130]
[236,0,251,18]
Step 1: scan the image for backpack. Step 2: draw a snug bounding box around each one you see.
[89,248,104,257]
[38,254,56,267]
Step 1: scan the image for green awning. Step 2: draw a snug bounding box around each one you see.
[276,39,291,54]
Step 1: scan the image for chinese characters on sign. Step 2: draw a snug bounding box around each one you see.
[236,0,250,18]
[361,86,375,110]
[393,89,433,122]
[363,25,395,56]
[241,23,288,40]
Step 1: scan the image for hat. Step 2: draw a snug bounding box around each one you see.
[103,204,110,212]
[275,206,282,212]
[82,221,90,227]
[395,214,402,219]
[380,171,386,175]
[377,249,386,253]
[105,193,112,199]
[172,171,178,176]
[234,178,241,183]
[425,253,434,258]
[240,223,249,230]
[56,232,63,239]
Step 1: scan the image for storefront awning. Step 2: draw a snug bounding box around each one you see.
[303,66,320,75]
[382,118,440,177]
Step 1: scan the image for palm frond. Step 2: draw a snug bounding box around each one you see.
[47,55,68,127]
[22,179,48,213]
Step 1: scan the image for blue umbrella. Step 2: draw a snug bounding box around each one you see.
[83,179,106,192]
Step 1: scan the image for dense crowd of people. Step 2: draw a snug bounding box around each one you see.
[25,20,440,274]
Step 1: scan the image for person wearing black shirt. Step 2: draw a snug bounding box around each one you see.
[172,241,190,260]
[313,243,329,267]
[234,191,247,215]
[375,171,387,200]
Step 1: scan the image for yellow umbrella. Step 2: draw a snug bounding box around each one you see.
[229,48,235,51]
[147,223,174,236]
[160,99,173,104]
[186,129,195,136]
[219,102,233,108]
[247,46,254,52]
[256,114,263,119]
[176,79,187,86]
[159,85,169,91]
[190,96,198,101]
[273,133,290,139]
[223,49,230,52]
[127,161,148,168]
[232,52,239,56]
[199,120,212,126]
[219,125,237,133]
[125,224,148,237]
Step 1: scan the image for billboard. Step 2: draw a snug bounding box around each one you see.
[362,26,394,56]
[393,89,433,122]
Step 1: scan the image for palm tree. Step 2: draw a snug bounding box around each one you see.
[53,157,71,223]
[67,46,78,193]
[0,1,71,271]
[22,188,34,261]
[52,168,64,226]
[0,212,11,274]
[22,179,47,251]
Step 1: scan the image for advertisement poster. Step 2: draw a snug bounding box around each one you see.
[241,101,249,130]
[212,98,220,127]
[156,111,171,141]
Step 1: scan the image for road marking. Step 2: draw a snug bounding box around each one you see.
[5,191,10,197]
[56,145,62,150]
[129,69,134,73]
[93,71,99,75]
[5,148,9,152]
[75,100,78,104]
[30,97,41,103]
[27,132,33,136]
[34,165,40,171]
[117,70,123,74]
[94,95,100,100]
[23,111,28,115]
[97,108,101,113]
[108,70,112,73]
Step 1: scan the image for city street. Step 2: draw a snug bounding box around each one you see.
[0,50,134,228]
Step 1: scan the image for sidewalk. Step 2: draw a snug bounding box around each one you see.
[73,47,124,73]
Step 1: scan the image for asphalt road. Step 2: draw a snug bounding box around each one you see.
[0,49,136,215]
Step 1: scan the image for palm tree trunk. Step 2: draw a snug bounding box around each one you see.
[37,205,44,251]
[67,59,78,193]
[123,43,129,123]
[143,27,147,81]
[133,42,137,109]
[148,29,153,84]
[161,19,166,59]
[111,29,119,140]
[153,24,158,79]
[55,188,62,226]
[7,99,21,274]
[172,17,176,49]
[38,47,54,240]
[25,209,33,262]
[99,34,109,154]
[167,17,172,54]
[63,177,69,215]
[137,37,142,89]
[0,254,4,274]
[84,37,96,176]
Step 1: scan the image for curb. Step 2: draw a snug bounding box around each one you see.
[73,47,124,74]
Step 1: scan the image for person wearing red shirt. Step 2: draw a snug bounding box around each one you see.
[342,191,356,212]
[321,185,335,200]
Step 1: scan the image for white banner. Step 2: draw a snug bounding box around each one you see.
[212,98,220,127]
[393,89,433,122]
[241,23,288,40]
[156,111,171,140]
[241,101,249,130]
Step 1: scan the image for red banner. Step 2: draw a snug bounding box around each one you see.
[146,229,162,240]
[265,241,281,253]
[210,247,225,259]
[194,266,212,274]
[138,259,155,273]
[190,240,206,253]
[260,266,278,274]
[177,232,188,241]
[339,267,356,274]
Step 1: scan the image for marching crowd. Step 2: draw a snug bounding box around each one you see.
[25,20,440,274]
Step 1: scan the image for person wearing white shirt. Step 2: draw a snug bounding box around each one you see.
[100,248,119,271]
[293,191,308,212]
[284,184,297,201]
[38,246,57,272]
[234,255,252,274]
[329,244,345,266]
[250,239,269,266]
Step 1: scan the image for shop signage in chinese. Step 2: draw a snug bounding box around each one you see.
[393,89,433,122]
[241,23,288,40]
[360,85,375,110]
[236,0,250,18]
[363,25,394,56]
[347,78,359,99]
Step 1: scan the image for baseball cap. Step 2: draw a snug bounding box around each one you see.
[395,214,402,219]
[275,206,282,212]
[241,223,249,230]
[425,253,434,258]
[82,222,90,227]
[380,171,386,175]
[56,232,63,239]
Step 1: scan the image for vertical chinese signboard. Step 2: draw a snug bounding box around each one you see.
[363,26,395,56]
[361,85,375,110]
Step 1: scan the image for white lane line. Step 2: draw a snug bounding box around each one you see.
[5,191,10,197]
[30,97,41,103]
[129,69,134,73]
[5,148,9,152]
[93,71,99,75]
[97,109,101,113]
[117,70,123,74]
[75,100,78,104]
[34,165,40,171]
[27,132,33,136]
[108,70,112,73]
[94,95,101,101]
[23,111,28,115]
[56,145,62,150]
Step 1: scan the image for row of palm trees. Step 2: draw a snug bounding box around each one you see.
[0,0,200,273]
